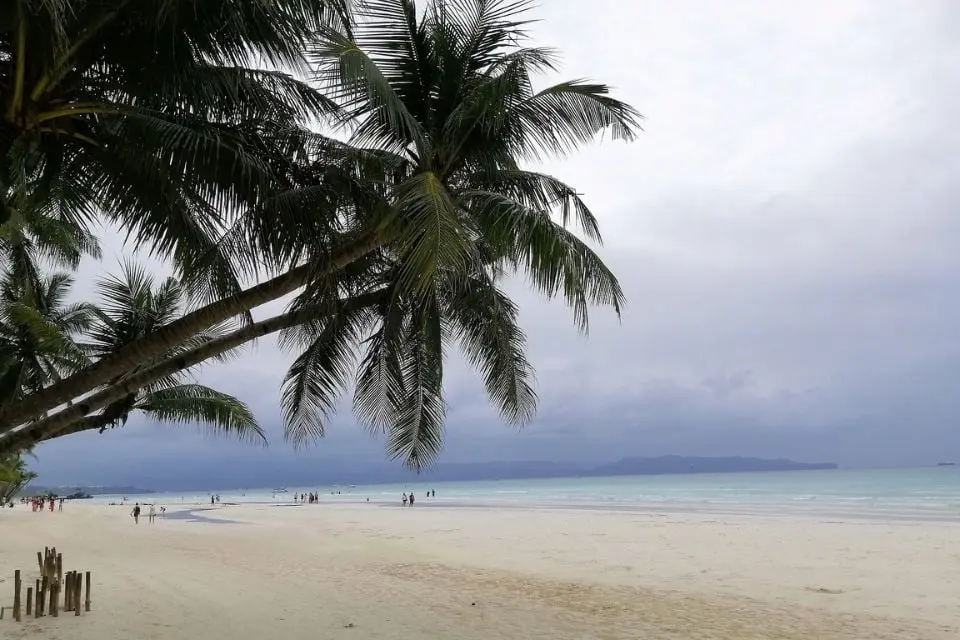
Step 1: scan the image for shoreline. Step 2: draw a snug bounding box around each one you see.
[2,502,957,639]
[92,495,960,526]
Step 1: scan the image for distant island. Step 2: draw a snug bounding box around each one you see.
[589,456,837,476]
[414,456,838,482]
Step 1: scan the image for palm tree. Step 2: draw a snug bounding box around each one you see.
[1,0,347,306]
[0,0,350,427]
[0,269,93,406]
[72,262,265,445]
[0,0,640,467]
[0,262,265,454]
[0,451,36,504]
[273,0,640,467]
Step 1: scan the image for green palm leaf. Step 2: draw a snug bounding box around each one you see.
[388,294,446,470]
[135,384,265,446]
[443,271,537,424]
[280,304,369,448]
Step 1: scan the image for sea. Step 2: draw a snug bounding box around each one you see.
[91,467,960,524]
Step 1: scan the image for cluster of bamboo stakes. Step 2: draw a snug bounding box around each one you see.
[1,547,91,622]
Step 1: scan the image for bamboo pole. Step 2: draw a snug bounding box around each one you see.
[39,576,47,616]
[56,552,62,585]
[26,587,32,616]
[34,579,39,617]
[64,572,73,611]
[84,571,91,612]
[50,579,58,617]
[14,569,21,622]
[36,551,43,574]
[73,576,80,616]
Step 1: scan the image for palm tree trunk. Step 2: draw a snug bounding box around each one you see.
[0,414,114,456]
[0,288,388,453]
[0,232,384,432]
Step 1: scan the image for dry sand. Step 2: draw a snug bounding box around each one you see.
[0,502,958,639]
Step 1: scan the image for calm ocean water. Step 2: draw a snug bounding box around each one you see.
[94,467,960,523]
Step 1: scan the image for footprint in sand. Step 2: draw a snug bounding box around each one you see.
[805,586,845,595]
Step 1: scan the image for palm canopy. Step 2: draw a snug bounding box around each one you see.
[0,450,35,502]
[76,262,264,445]
[0,0,347,302]
[0,0,639,469]
[0,269,92,407]
[268,0,641,468]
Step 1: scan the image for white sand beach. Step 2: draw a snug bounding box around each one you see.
[0,502,958,639]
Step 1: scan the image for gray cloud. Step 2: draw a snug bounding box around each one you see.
[30,0,960,485]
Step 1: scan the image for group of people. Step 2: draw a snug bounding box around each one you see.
[130,502,164,524]
[401,490,435,506]
[22,496,63,512]
[299,492,320,503]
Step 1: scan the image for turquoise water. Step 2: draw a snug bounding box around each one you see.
[95,467,960,523]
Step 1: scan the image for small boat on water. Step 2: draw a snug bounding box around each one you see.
[936,462,955,467]
[272,487,289,493]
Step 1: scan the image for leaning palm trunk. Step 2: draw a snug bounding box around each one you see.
[0,413,114,457]
[0,233,384,432]
[0,289,388,453]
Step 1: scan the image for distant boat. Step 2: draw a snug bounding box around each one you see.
[936,462,955,467]
[272,487,289,493]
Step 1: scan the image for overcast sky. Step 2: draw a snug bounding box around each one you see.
[32,0,960,486]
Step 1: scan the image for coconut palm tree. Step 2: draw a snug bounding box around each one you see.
[273,0,640,467]
[0,0,354,427]
[0,269,93,406]
[1,0,347,306]
[0,262,265,454]
[0,0,640,467]
[70,262,265,445]
[0,451,35,504]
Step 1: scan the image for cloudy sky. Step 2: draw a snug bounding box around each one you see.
[32,0,960,487]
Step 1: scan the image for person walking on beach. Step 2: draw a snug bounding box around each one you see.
[402,493,408,506]
[132,503,141,524]
[409,493,415,507]
[58,497,63,512]
[148,504,156,524]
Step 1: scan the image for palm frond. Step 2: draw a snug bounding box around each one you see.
[135,384,266,446]
[353,294,408,431]
[387,294,446,470]
[443,271,537,424]
[280,306,368,448]
[505,80,643,161]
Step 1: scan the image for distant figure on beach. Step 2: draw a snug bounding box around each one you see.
[409,493,415,507]
[402,493,408,506]
[211,495,215,505]
[148,504,156,524]
[160,506,166,517]
[58,497,63,511]
[132,503,141,524]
